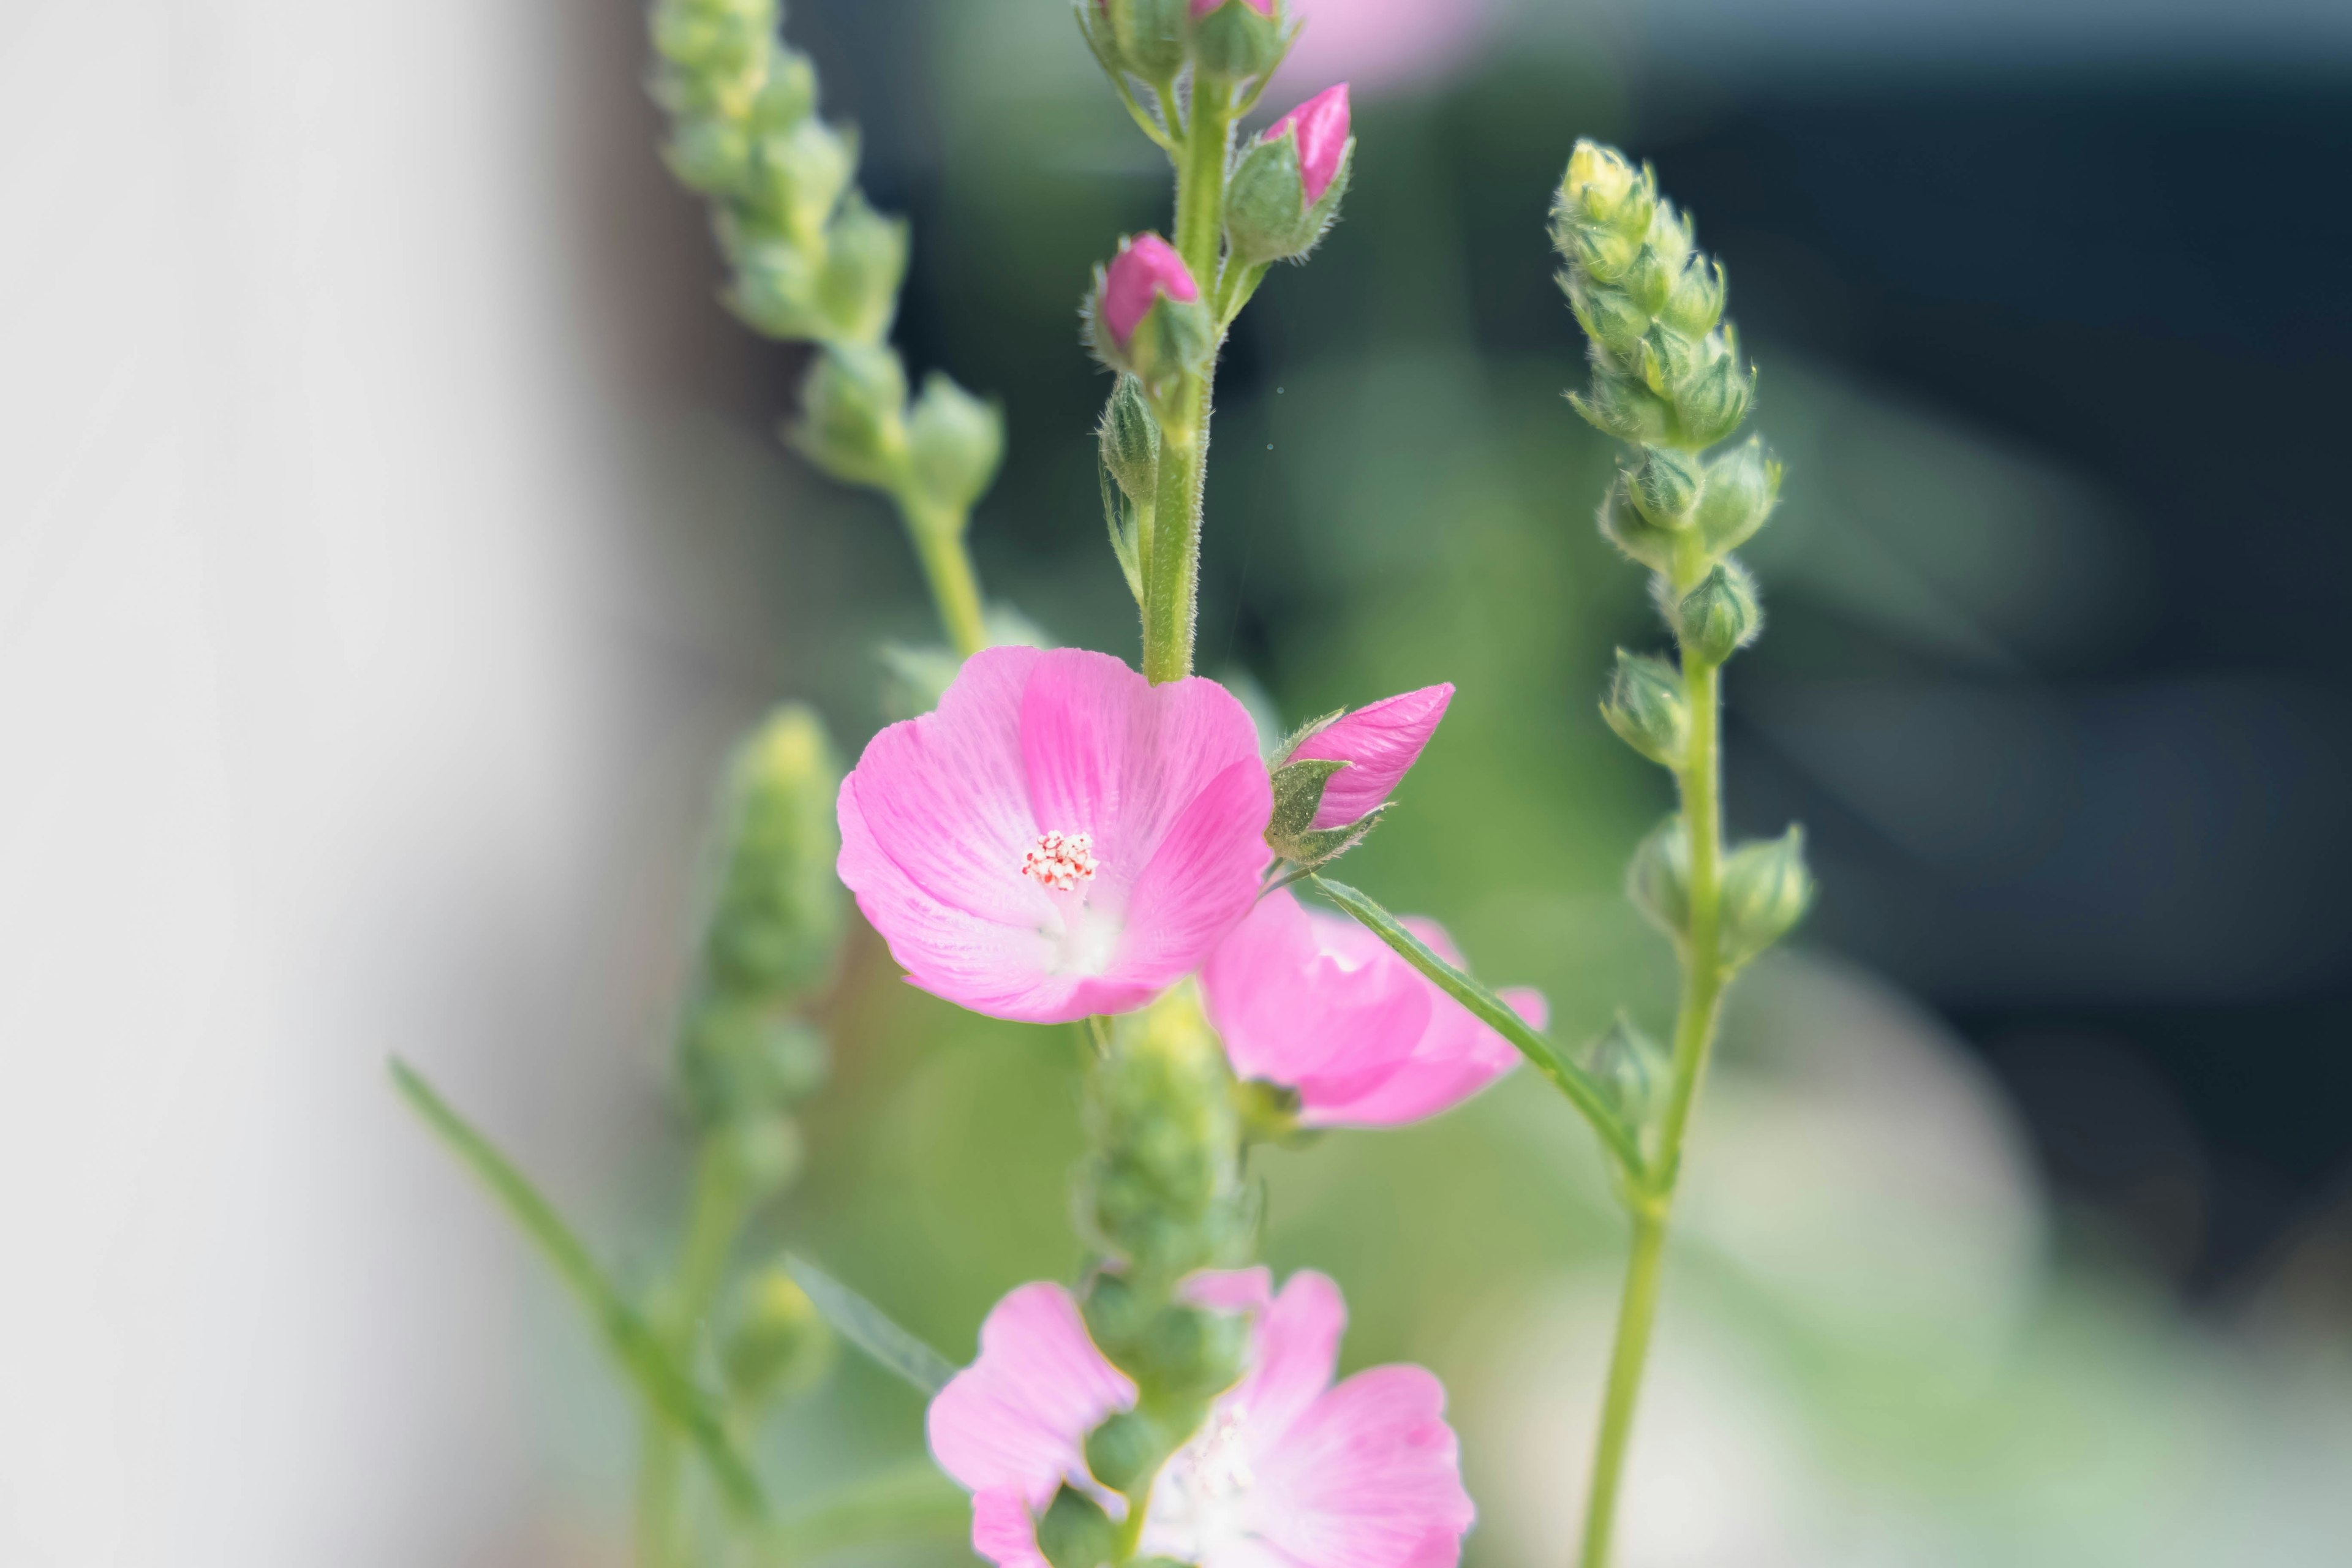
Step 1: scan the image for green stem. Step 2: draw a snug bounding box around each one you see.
[638,1141,752,1568]
[1577,557,1728,1568]
[899,497,989,658]
[1140,80,1234,685]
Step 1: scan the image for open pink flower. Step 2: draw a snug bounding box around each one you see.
[1288,682,1452,829]
[929,1270,1475,1568]
[1200,888,1541,1126]
[837,646,1271,1024]
[1269,84,1351,203]
[1101,234,1200,349]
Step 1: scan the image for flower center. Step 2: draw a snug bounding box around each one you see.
[1139,1406,1257,1562]
[1021,829,1098,892]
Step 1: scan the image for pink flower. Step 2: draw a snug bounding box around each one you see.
[1192,0,1278,17]
[1272,0,1493,97]
[1287,682,1452,829]
[1101,234,1200,349]
[1200,889,1542,1126]
[929,1270,1475,1568]
[836,646,1272,1025]
[1269,84,1351,203]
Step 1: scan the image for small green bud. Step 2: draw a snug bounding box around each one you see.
[1627,446,1702,528]
[1136,1302,1251,1402]
[1564,273,1651,366]
[1559,141,1654,237]
[1084,1409,1168,1495]
[1078,987,1247,1277]
[906,372,1005,516]
[1623,244,1678,315]
[1233,1077,1309,1147]
[1670,336,1754,450]
[1596,475,1679,574]
[663,115,753,195]
[1587,1012,1668,1126]
[680,1006,827,1125]
[1191,0,1287,80]
[1600,649,1689,770]
[1088,238,1214,404]
[723,225,823,340]
[1692,439,1780,554]
[1719,824,1814,967]
[1224,116,1352,267]
[1626,814,1692,938]
[1099,376,1159,504]
[749,47,818,132]
[1568,368,1674,446]
[747,118,857,251]
[1089,0,1189,81]
[815,194,909,344]
[704,706,846,1001]
[723,1268,837,1408]
[1658,257,1725,337]
[1674,561,1761,666]
[714,1112,804,1200]
[791,342,908,488]
[1037,1485,1117,1568]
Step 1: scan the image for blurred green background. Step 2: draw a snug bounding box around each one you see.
[535,1,2352,1562]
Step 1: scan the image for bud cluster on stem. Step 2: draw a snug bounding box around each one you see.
[649,0,1003,657]
[1553,139,1815,1567]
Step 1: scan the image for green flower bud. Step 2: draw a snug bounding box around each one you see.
[1224,94,1352,266]
[1565,274,1651,366]
[748,117,856,250]
[815,194,909,345]
[1191,0,1287,81]
[1089,0,1190,81]
[1588,1012,1668,1126]
[1038,1485,1117,1568]
[679,1006,828,1126]
[1693,439,1780,554]
[748,46,818,132]
[906,372,1006,516]
[1627,446,1702,528]
[1669,335,1754,450]
[1658,257,1726,337]
[715,1112,804,1200]
[1719,824,1814,967]
[1600,649,1689,770]
[1596,475,1679,573]
[663,114,753,195]
[649,0,773,113]
[1233,1077,1308,1148]
[723,1268,837,1408]
[703,706,846,1000]
[1569,368,1674,446]
[1099,376,1159,504]
[1623,244,1678,316]
[791,342,908,488]
[1084,1408,1169,1494]
[1078,987,1247,1279]
[1627,814,1692,939]
[723,224,824,339]
[1558,141,1654,237]
[1674,560,1762,666]
[1135,1302,1251,1403]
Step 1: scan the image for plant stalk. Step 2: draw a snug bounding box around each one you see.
[1577,553,1729,1568]
[637,1140,751,1568]
[899,497,989,658]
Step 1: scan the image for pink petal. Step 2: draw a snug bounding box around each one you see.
[1271,84,1351,203]
[1242,1364,1476,1568]
[970,1487,1052,1568]
[1102,234,1199,346]
[1290,684,1453,829]
[1111,756,1274,993]
[1200,892,1431,1106]
[1181,1265,1275,1314]
[1226,1270,1346,1449]
[928,1283,1136,1509]
[1308,986,1539,1128]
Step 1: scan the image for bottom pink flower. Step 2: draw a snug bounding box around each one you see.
[1200,889,1544,1128]
[929,1270,1475,1568]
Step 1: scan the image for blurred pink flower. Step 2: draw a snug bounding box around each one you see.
[1269,83,1352,202]
[1275,0,1493,98]
[837,646,1271,1024]
[1101,233,1200,348]
[1288,682,1452,828]
[1200,888,1540,1126]
[929,1270,1476,1568]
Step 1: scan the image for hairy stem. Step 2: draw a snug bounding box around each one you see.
[638,1142,750,1568]
[1578,565,1728,1568]
[899,496,989,657]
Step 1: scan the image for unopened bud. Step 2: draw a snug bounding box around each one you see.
[1670,336,1754,450]
[1078,987,1247,1277]
[1719,824,1814,967]
[1084,1408,1169,1494]
[1627,446,1702,527]
[663,115,752,195]
[1600,649,1689,770]
[906,372,1005,516]
[748,47,818,132]
[1673,561,1761,666]
[1596,474,1679,573]
[1588,1012,1668,1126]
[1190,0,1285,80]
[748,117,856,251]
[1658,257,1726,337]
[814,194,908,344]
[680,1006,827,1126]
[1569,368,1673,447]
[715,1112,804,1199]
[1560,140,1649,233]
[704,706,846,1000]
[1089,234,1212,399]
[1136,1301,1251,1402]
[1038,1485,1117,1568]
[1693,439,1780,554]
[1090,0,1190,81]
[723,1268,837,1408]
[791,342,907,488]
[1099,375,1159,503]
[1626,814,1692,939]
[1565,274,1651,366]
[1225,85,1352,265]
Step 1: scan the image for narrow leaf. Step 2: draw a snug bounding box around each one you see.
[1307,878,1646,1175]
[390,1058,769,1518]
[753,1460,971,1562]
[785,1254,959,1396]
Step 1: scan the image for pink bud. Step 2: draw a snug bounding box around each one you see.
[1289,682,1452,828]
[1191,0,1276,17]
[1270,83,1351,203]
[1101,233,1199,347]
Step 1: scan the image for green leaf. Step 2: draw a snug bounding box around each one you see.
[389,1058,769,1519]
[750,1461,971,1561]
[1307,878,1646,1175]
[785,1254,960,1396]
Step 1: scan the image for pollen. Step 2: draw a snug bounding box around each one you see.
[1021,829,1098,892]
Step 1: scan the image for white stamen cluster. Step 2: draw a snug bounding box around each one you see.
[1020,830,1098,892]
